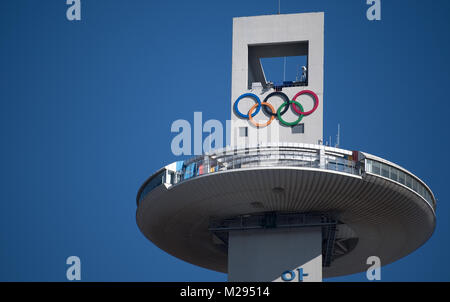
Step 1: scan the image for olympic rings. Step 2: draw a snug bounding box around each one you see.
[233,90,319,127]
[278,100,304,127]
[262,92,290,117]
[291,90,319,116]
[234,93,261,118]
[248,102,275,127]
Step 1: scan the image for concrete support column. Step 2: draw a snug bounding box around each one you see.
[227,227,322,282]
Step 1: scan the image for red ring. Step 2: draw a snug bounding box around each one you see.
[291,90,319,116]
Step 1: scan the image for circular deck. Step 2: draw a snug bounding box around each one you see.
[136,145,436,278]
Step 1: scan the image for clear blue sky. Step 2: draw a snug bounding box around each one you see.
[1,0,449,281]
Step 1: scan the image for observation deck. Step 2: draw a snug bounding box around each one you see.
[136,143,436,278]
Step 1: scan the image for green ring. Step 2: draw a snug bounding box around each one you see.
[277,100,304,126]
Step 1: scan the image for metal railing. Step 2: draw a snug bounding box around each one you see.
[137,145,436,211]
[180,147,359,179]
[138,145,361,204]
[365,158,436,209]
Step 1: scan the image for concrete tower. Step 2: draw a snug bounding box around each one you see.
[228,13,325,281]
[231,13,323,147]
[136,12,436,282]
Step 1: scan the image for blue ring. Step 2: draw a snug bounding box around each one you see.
[233,93,261,118]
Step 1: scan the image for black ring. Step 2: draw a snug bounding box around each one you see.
[262,92,290,117]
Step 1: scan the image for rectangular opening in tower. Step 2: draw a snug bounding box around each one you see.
[248,41,309,90]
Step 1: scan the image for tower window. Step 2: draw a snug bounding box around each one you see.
[292,124,305,134]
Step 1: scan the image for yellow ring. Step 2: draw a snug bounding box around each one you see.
[248,103,275,128]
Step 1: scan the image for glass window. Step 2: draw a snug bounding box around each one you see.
[336,157,343,172]
[424,191,430,203]
[405,175,412,189]
[412,179,418,192]
[381,164,389,178]
[398,171,405,185]
[372,161,381,175]
[344,162,352,174]
[390,167,398,182]
[366,159,373,173]
[418,184,424,197]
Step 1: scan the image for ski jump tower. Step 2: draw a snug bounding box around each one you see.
[136,12,436,282]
